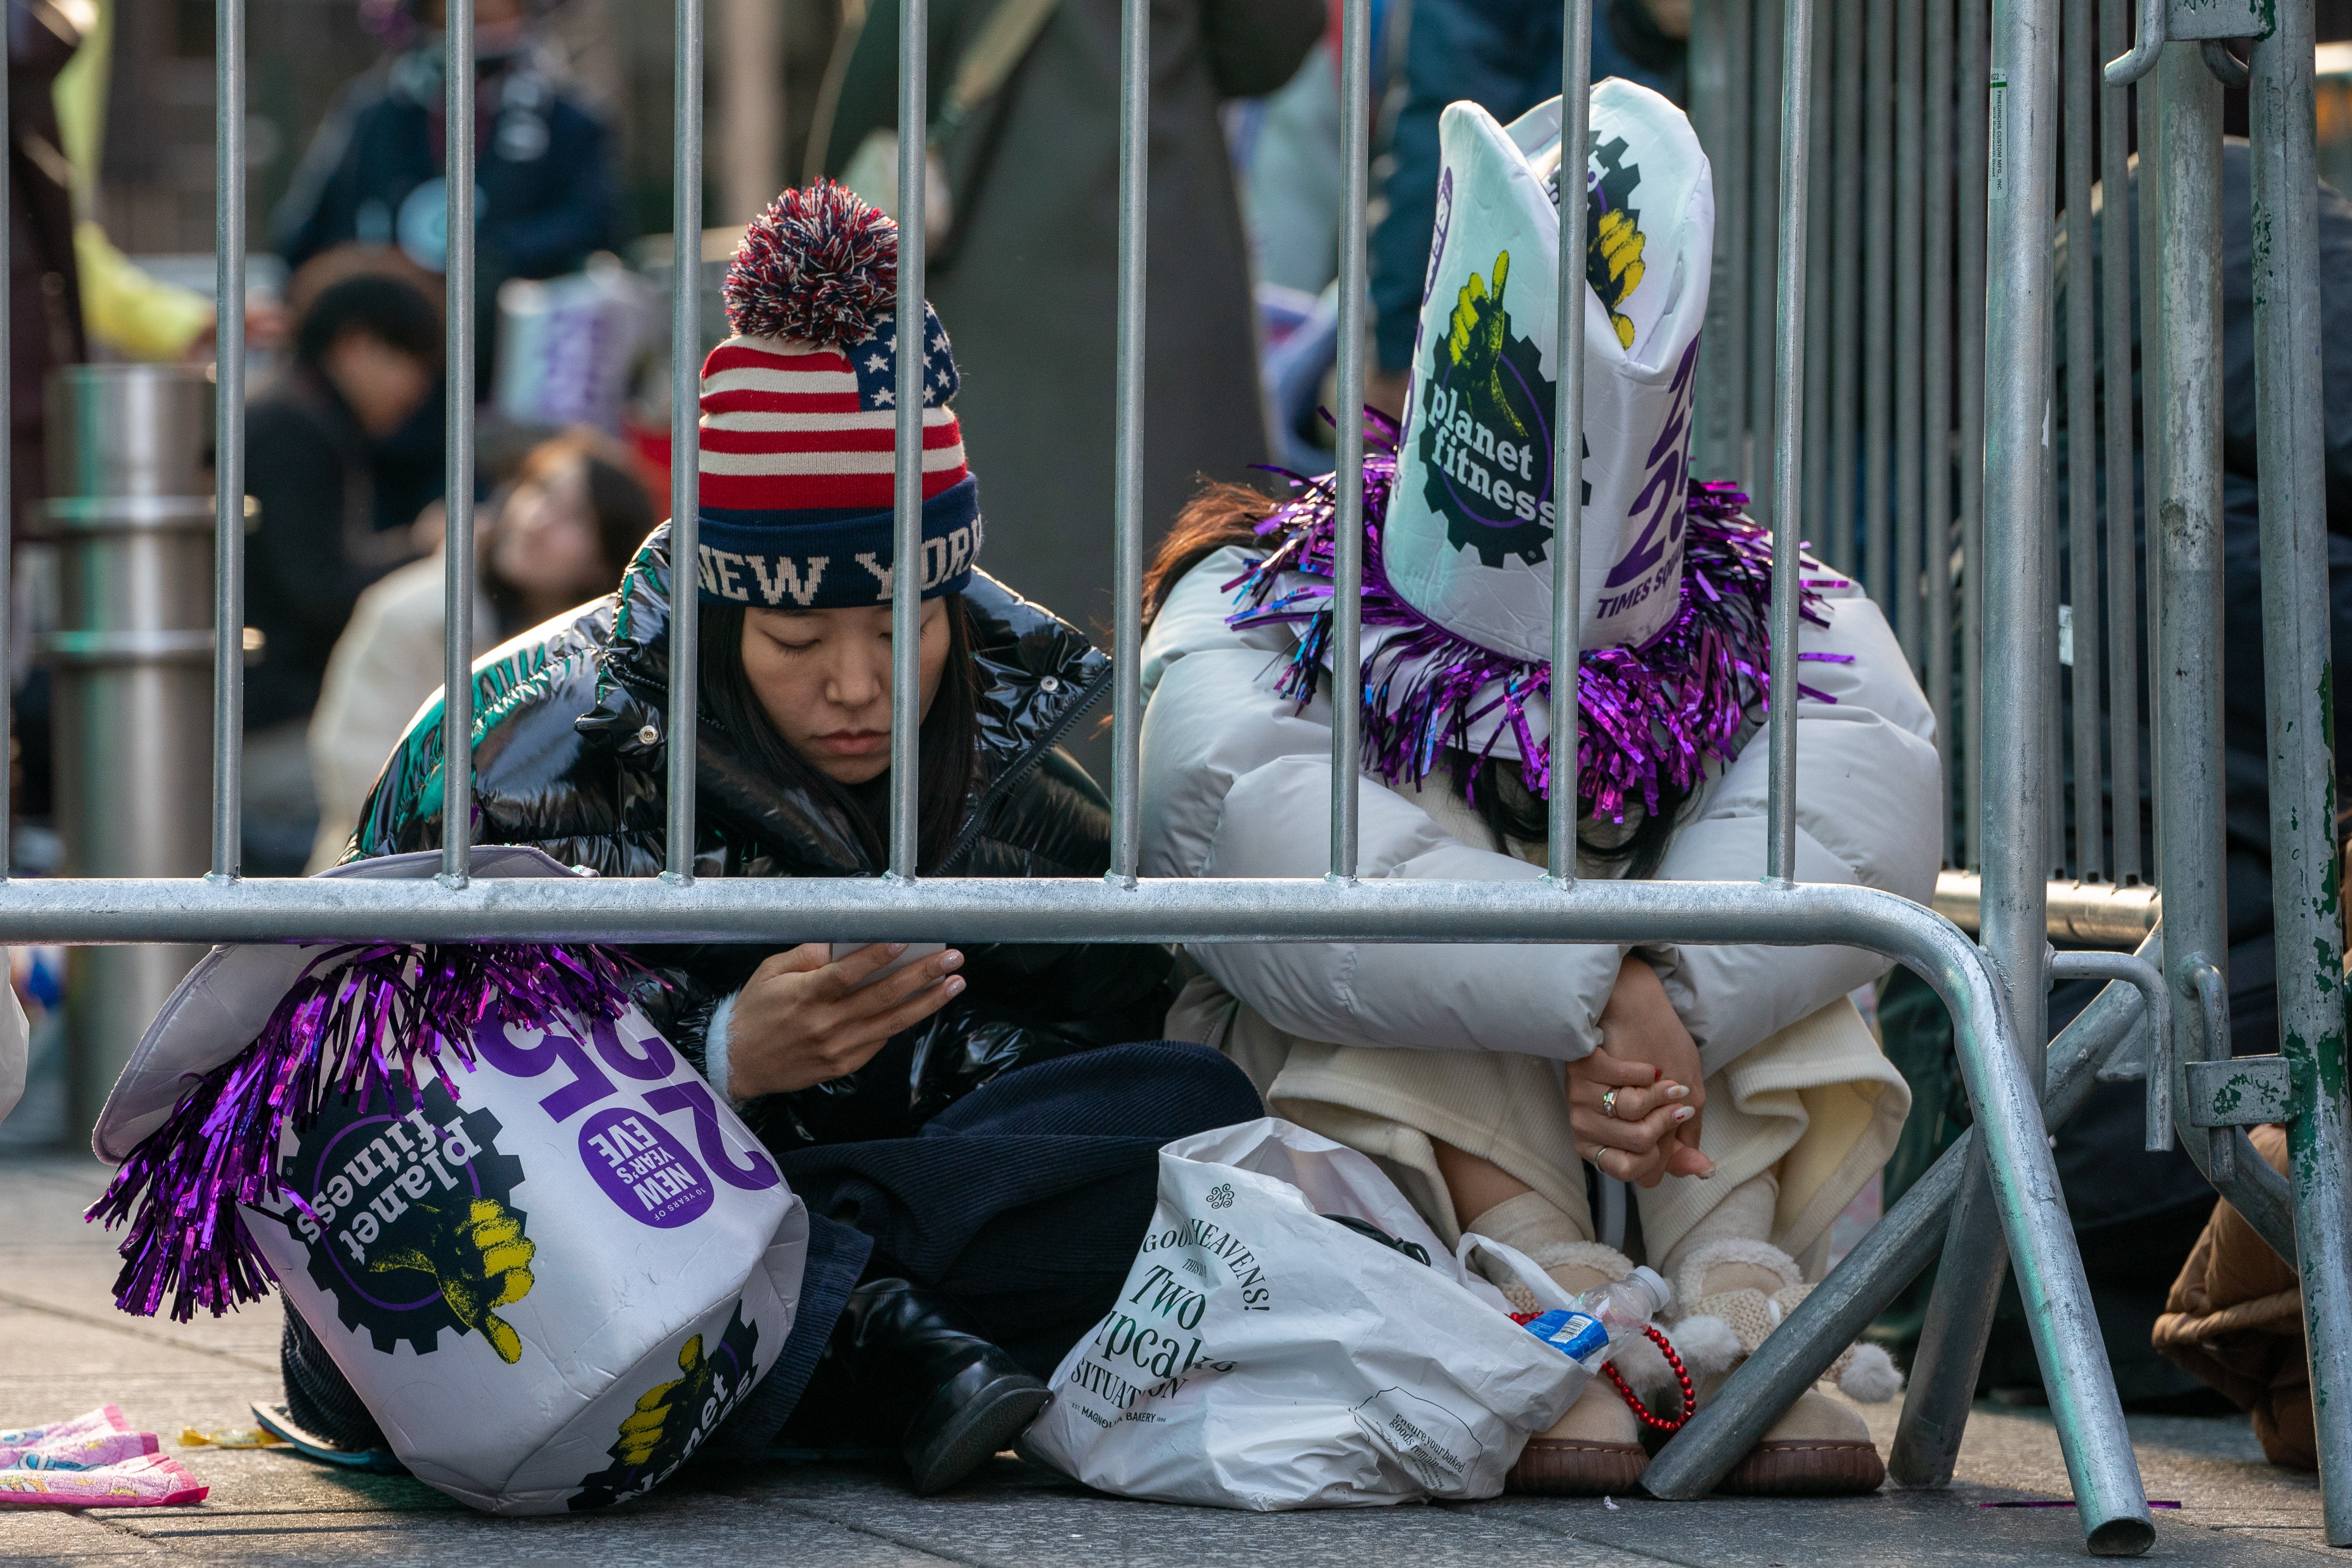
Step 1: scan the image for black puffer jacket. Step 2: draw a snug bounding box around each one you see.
[346,526,1176,1147]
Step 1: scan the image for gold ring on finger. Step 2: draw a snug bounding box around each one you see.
[1600,1087,1620,1119]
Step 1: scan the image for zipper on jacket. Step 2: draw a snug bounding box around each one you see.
[936,661,1116,874]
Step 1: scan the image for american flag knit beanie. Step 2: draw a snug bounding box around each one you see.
[694,181,979,609]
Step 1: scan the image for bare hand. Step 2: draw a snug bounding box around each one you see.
[723,942,964,1098]
[1564,956,1714,1186]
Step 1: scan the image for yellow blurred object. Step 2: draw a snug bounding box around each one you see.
[77,223,215,361]
[178,1425,285,1449]
[54,0,218,361]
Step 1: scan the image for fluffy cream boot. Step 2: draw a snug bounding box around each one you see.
[1468,1192,1653,1495]
[1667,1236,1900,1495]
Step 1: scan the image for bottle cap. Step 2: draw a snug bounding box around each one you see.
[1629,1265,1671,1318]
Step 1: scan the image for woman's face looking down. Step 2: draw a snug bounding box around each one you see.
[740,598,950,785]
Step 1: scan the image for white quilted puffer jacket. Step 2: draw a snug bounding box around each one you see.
[1137,545,1944,1077]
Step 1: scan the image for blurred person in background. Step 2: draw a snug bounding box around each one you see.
[1366,0,1688,417]
[276,0,623,281]
[273,0,625,398]
[808,0,1323,648]
[243,270,445,874]
[305,425,653,869]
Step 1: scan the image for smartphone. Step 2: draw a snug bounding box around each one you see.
[828,941,948,990]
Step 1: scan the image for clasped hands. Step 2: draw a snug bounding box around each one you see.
[1565,955,1716,1188]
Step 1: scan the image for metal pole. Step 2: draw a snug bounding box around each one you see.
[1653,932,2158,1501]
[1831,0,1865,576]
[2247,3,2352,1540]
[439,0,477,885]
[1959,0,1989,869]
[209,0,243,882]
[1765,0,1815,886]
[888,0,927,879]
[1107,0,1148,883]
[1927,0,1957,862]
[2098,0,2142,884]
[1548,0,1593,875]
[2136,48,2167,846]
[2064,0,2103,881]
[667,0,704,883]
[1865,0,1895,601]
[1690,0,1732,478]
[1897,0,1926,666]
[1748,0,1785,534]
[1898,0,2154,1544]
[1329,0,1370,882]
[1892,0,2052,1483]
[1803,5,1835,576]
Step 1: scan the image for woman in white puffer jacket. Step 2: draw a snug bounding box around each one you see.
[1138,81,1939,1498]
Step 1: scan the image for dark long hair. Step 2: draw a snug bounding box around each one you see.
[1146,482,1689,872]
[696,595,981,872]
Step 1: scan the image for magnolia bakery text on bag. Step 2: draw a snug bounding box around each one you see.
[87,848,809,1516]
[1022,1119,1636,1511]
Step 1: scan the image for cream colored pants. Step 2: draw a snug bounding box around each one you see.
[1168,971,1910,1278]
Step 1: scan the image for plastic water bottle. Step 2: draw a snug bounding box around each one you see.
[1519,1265,1672,1372]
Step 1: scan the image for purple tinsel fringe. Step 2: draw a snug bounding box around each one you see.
[1229,435,1837,823]
[85,943,642,1323]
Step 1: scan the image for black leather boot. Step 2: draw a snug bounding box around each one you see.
[835,1277,1049,1495]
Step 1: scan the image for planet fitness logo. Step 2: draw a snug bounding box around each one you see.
[1417,248,1575,571]
[569,1305,763,1511]
[272,1076,536,1362]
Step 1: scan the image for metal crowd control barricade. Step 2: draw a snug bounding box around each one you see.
[12,0,2350,1552]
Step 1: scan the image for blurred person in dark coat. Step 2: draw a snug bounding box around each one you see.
[241,271,445,873]
[8,0,88,828]
[1366,0,1687,415]
[809,0,1323,652]
[274,0,623,284]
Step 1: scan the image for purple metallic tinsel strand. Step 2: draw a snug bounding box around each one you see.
[1230,434,1838,824]
[86,942,645,1323]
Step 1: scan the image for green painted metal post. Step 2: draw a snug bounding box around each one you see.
[2247,0,2352,1543]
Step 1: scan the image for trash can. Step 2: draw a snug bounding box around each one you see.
[38,365,219,1144]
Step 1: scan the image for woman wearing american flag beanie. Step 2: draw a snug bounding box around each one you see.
[282,182,1262,1494]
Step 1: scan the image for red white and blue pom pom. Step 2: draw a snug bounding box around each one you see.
[723,180,900,346]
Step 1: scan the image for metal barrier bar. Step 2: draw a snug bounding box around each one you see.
[2135,47,2167,825]
[2099,0,2142,884]
[1895,0,1925,663]
[1107,0,1148,883]
[1958,0,1989,868]
[209,0,243,882]
[1765,0,1815,886]
[666,0,705,883]
[1831,0,1863,573]
[1931,868,2159,945]
[1866,5,1895,598]
[1547,0,1594,873]
[1926,0,1955,861]
[1896,0,2154,1539]
[1748,0,1784,532]
[2246,4,2352,1539]
[2064,0,2104,880]
[2151,31,2228,1311]
[1892,0,2050,1478]
[889,0,928,878]
[1652,930,2158,1505]
[440,0,477,885]
[1327,0,1369,882]
[1803,10,1835,575]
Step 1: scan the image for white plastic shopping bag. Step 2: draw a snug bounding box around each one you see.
[1020,1118,1589,1510]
